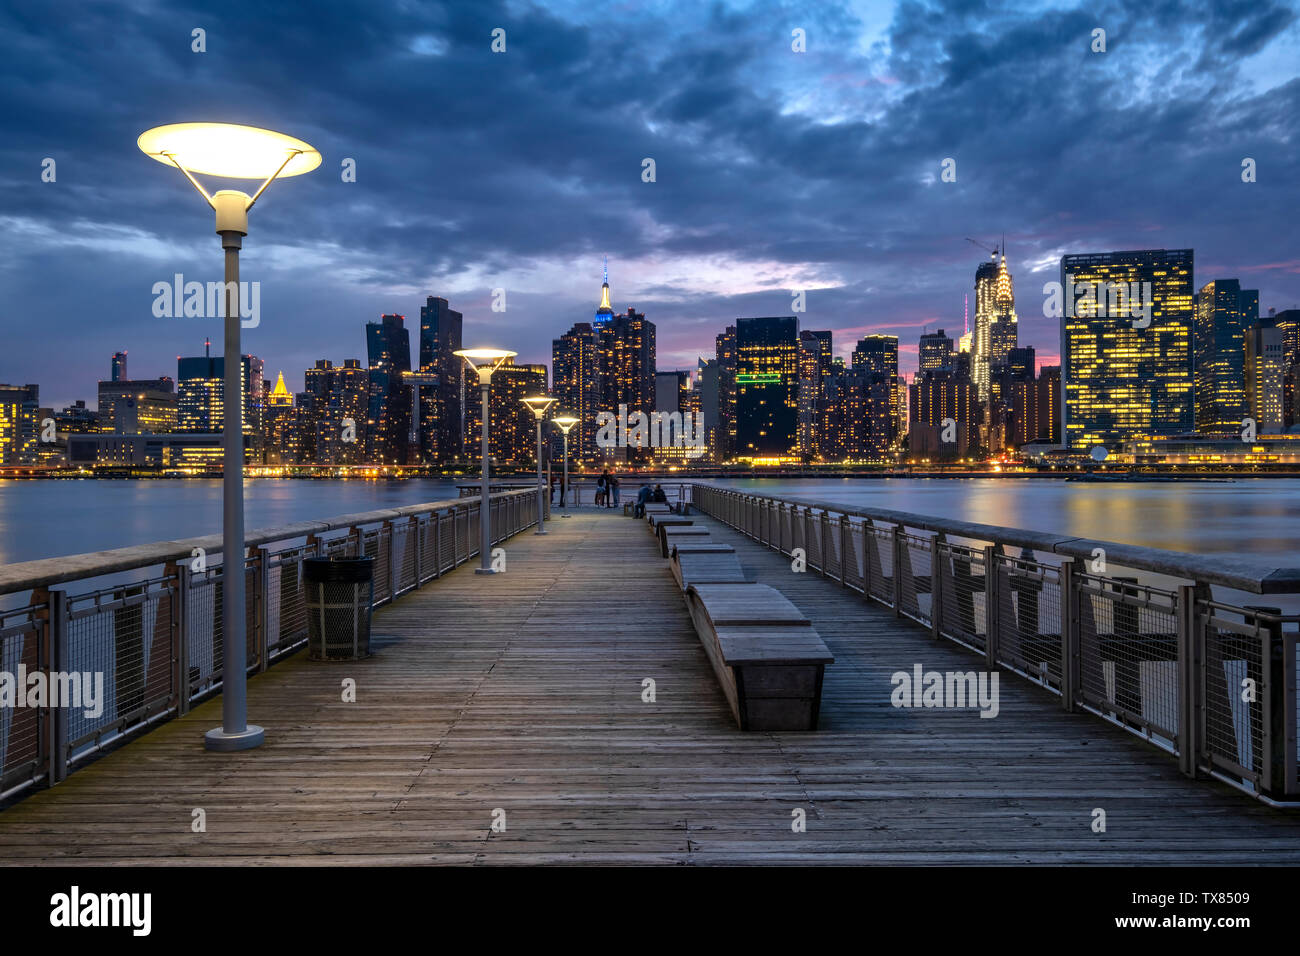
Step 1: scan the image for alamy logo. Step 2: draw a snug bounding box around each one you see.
[50,886,151,936]
[596,404,705,458]
[1042,274,1153,328]
[890,664,999,718]
[0,666,104,719]
[151,273,261,328]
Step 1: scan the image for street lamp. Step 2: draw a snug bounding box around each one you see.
[521,396,557,534]
[139,122,320,752]
[454,348,517,572]
[551,412,580,513]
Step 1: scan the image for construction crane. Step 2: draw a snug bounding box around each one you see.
[965,237,1001,260]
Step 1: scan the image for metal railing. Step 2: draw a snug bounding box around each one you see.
[690,483,1300,803]
[0,488,544,800]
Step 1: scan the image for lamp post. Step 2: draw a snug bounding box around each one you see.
[138,122,320,752]
[454,348,517,572]
[551,412,579,513]
[521,396,557,534]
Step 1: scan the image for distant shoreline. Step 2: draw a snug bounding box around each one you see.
[3,470,1299,482]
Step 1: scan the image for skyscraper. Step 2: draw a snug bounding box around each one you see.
[320,359,370,465]
[909,369,980,459]
[1194,279,1258,434]
[798,329,833,460]
[418,296,463,463]
[366,313,412,464]
[972,245,1018,401]
[263,371,295,464]
[111,351,128,383]
[1245,325,1285,434]
[735,316,799,462]
[715,325,737,461]
[1060,248,1194,449]
[918,329,955,373]
[851,334,901,450]
[176,345,262,456]
[463,359,548,465]
[552,322,601,463]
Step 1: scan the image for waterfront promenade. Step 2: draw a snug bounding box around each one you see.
[2,507,1300,864]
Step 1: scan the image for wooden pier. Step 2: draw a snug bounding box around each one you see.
[3,507,1300,865]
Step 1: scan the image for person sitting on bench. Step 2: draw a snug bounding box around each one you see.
[634,483,653,518]
[651,484,668,503]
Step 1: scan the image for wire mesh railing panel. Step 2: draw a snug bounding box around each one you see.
[394,520,417,596]
[898,532,933,626]
[994,555,1062,690]
[267,546,311,656]
[844,520,866,592]
[65,576,177,758]
[186,567,221,700]
[438,512,455,573]
[824,518,843,581]
[866,525,894,604]
[937,542,987,650]
[1201,604,1269,785]
[1077,575,1180,744]
[0,604,47,794]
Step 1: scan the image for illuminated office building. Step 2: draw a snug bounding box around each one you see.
[464,359,547,466]
[0,384,40,464]
[98,367,176,434]
[851,335,901,450]
[735,316,799,462]
[318,359,370,465]
[972,245,1018,401]
[715,325,737,461]
[1245,325,1285,434]
[1060,248,1194,449]
[263,371,295,465]
[908,370,980,459]
[552,322,601,463]
[918,329,955,373]
[177,343,263,458]
[798,329,833,460]
[1272,310,1300,427]
[1194,279,1257,434]
[366,313,413,464]
[111,351,128,383]
[418,296,462,463]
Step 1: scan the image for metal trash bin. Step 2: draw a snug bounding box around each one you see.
[303,557,374,661]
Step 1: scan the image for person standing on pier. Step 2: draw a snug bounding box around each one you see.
[610,474,620,509]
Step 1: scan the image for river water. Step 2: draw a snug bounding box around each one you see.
[0,476,1295,594]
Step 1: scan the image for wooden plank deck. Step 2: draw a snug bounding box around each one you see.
[2,507,1300,865]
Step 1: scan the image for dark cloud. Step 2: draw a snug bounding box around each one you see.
[1,0,1298,407]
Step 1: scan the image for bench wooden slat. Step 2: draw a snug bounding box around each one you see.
[688,582,808,624]
[660,526,711,558]
[670,544,748,590]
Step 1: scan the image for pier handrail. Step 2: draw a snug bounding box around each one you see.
[689,482,1300,803]
[688,484,1300,594]
[0,487,544,801]
[0,497,519,596]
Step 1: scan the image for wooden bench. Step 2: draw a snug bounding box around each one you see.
[660,525,711,558]
[684,583,834,732]
[648,512,690,531]
[670,543,748,590]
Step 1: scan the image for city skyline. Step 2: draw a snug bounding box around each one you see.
[4,0,1299,411]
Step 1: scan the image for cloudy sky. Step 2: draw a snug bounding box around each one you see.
[3,0,1299,409]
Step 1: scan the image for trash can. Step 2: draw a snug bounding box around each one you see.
[303,556,374,661]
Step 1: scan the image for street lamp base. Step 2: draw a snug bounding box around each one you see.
[474,567,500,575]
[204,725,265,751]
